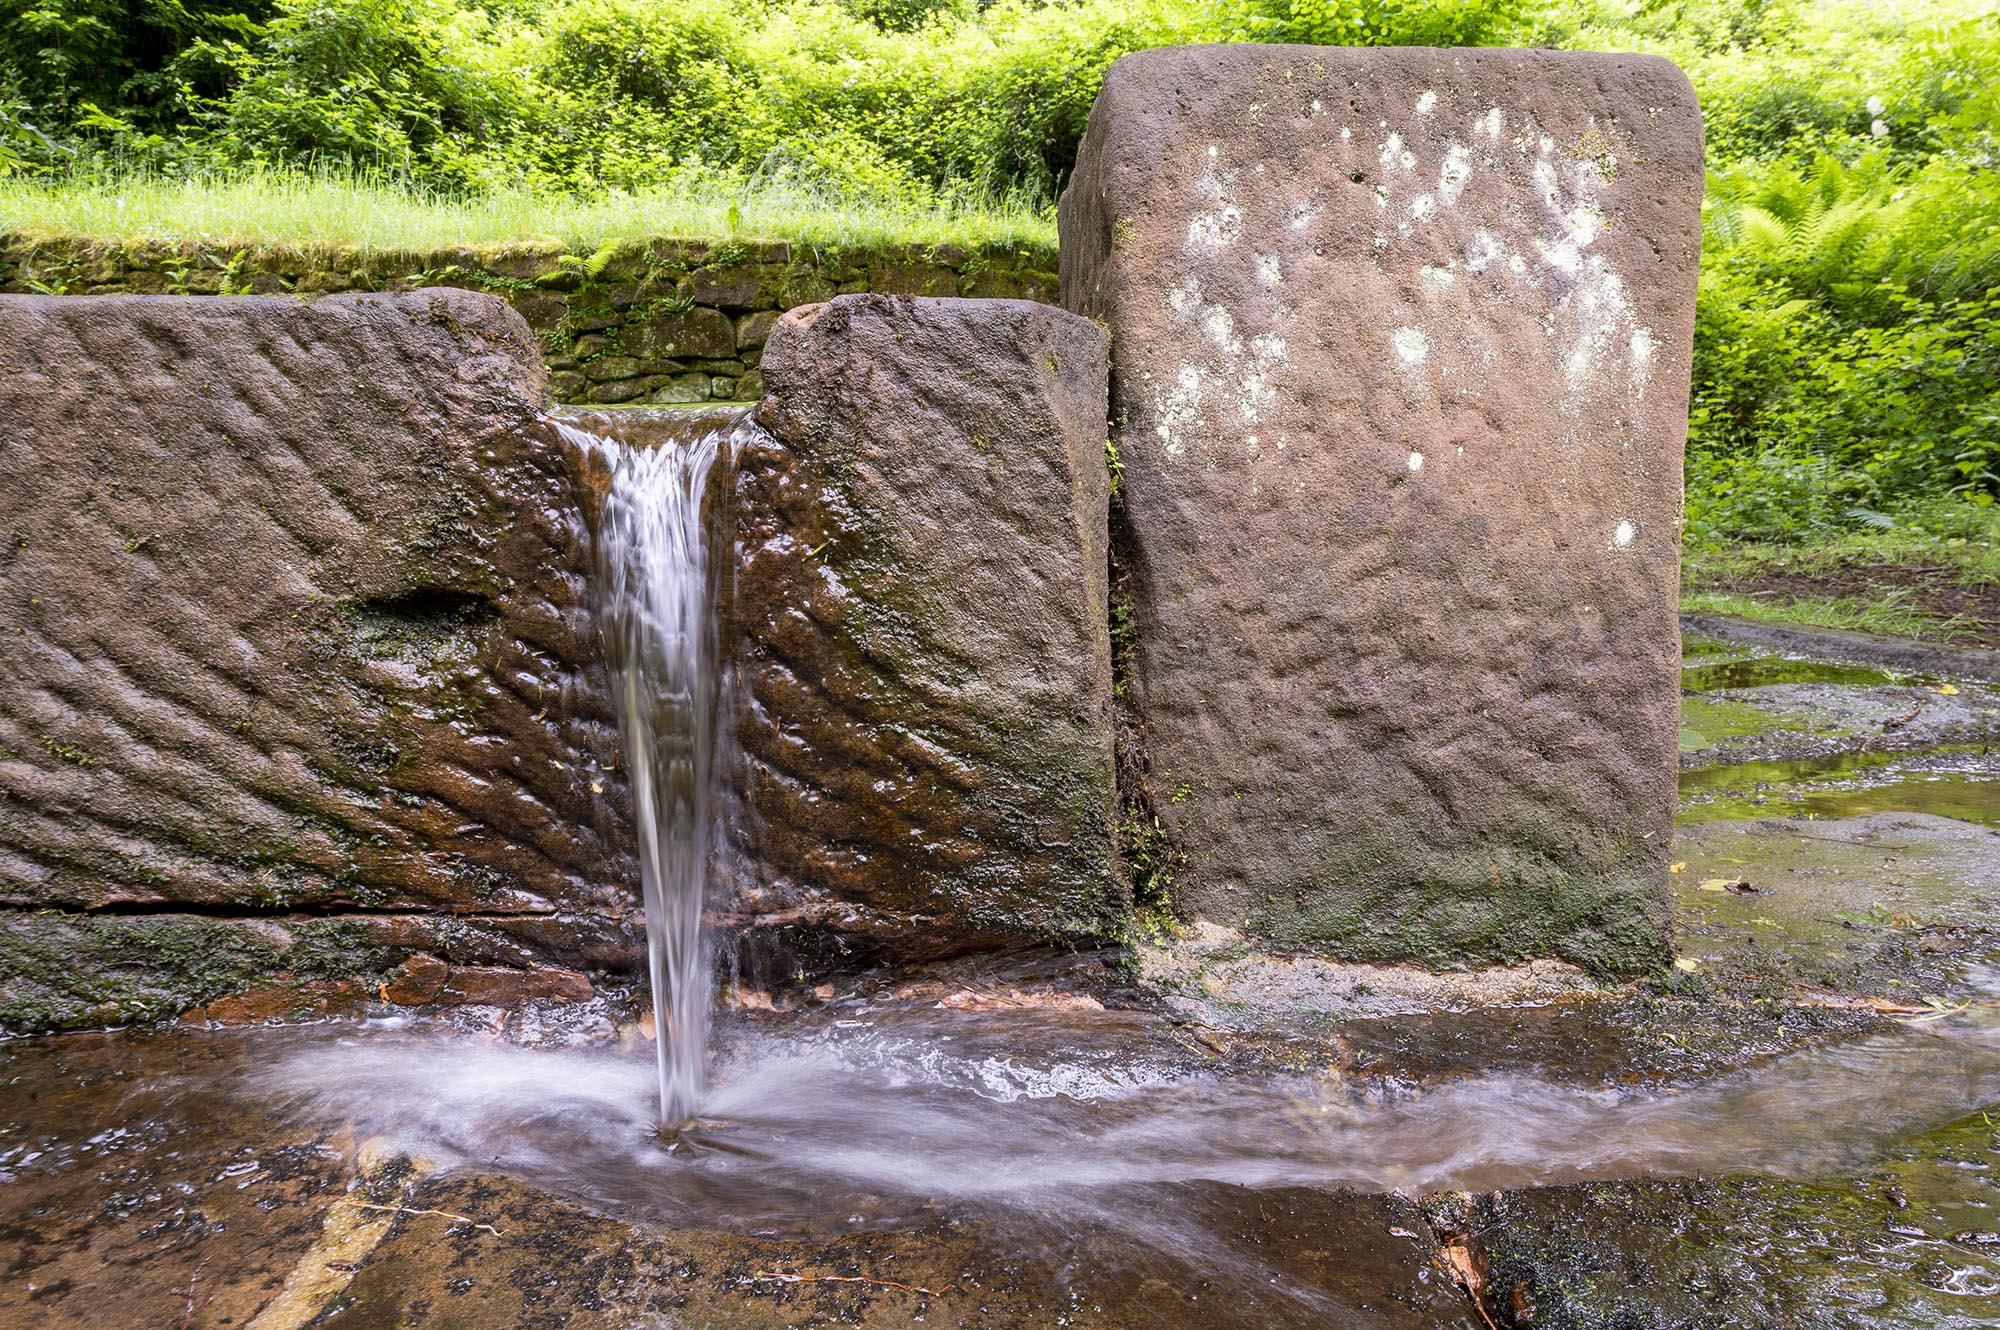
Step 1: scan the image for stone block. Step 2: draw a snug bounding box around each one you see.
[630,306,736,360]
[735,309,779,349]
[1059,45,1704,970]
[0,292,635,955]
[865,262,961,297]
[648,373,712,403]
[685,263,776,310]
[583,354,643,383]
[730,294,1120,961]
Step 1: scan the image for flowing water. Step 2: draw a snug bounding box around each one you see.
[223,984,2000,1242]
[554,406,747,1128]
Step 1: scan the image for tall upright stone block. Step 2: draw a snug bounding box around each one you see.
[730,294,1121,964]
[1061,46,1703,969]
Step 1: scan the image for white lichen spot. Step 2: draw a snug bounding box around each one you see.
[1255,254,1282,286]
[1437,143,1472,207]
[1201,305,1242,356]
[1153,365,1207,458]
[1392,327,1429,365]
[1240,370,1275,423]
[1420,264,1454,291]
[1341,126,1352,141]
[1476,106,1503,140]
[1535,234,1583,275]
[1375,184,1390,210]
[1407,450,1425,473]
[1539,134,1555,155]
[1611,520,1637,549]
[1532,159,1562,208]
[1187,207,1242,249]
[1415,90,1438,116]
[1465,230,1505,274]
[1410,193,1435,222]
[1310,98,1324,116]
[1630,328,1656,370]
[1378,132,1406,171]
[1249,332,1289,365]
[1289,200,1322,232]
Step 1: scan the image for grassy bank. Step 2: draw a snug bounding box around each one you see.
[0,171,1056,252]
[1684,508,2000,644]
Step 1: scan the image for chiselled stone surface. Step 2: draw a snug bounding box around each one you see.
[729,293,1120,963]
[1061,46,1704,969]
[0,294,638,955]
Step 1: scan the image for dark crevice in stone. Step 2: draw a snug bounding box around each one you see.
[7,900,567,921]
[1107,473,1179,928]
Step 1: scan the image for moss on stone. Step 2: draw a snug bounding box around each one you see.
[0,911,397,1035]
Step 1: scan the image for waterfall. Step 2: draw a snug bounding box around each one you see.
[555,406,743,1128]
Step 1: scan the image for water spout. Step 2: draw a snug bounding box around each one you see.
[557,407,741,1128]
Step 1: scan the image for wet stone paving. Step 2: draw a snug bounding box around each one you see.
[4,620,2000,1330]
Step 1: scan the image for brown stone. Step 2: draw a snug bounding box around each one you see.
[1059,45,1703,969]
[438,964,594,1005]
[630,307,735,360]
[0,292,638,929]
[379,952,450,1004]
[730,294,1121,962]
[180,977,372,1026]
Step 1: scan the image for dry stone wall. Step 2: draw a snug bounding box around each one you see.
[0,235,1056,407]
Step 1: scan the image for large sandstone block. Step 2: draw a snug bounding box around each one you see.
[0,293,636,939]
[1060,46,1703,969]
[728,294,1120,963]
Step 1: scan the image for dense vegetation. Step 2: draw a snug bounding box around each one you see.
[4,0,1996,548]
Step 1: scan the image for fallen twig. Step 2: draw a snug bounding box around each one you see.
[180,1254,213,1330]
[1785,831,1912,850]
[1862,699,1927,752]
[752,1271,954,1296]
[1438,1237,1499,1330]
[352,1202,504,1237]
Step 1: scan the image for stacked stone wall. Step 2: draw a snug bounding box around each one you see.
[0,235,1058,405]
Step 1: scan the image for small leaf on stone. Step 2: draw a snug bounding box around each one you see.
[1935,683,1960,696]
[1674,957,1701,971]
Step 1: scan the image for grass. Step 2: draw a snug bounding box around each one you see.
[0,168,1058,254]
[1685,519,2000,591]
[1680,588,1966,640]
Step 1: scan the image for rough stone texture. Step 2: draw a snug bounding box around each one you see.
[1,236,1060,406]
[1060,45,1704,969]
[729,293,1120,964]
[0,292,642,1025]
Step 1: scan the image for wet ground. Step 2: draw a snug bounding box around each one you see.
[5,624,2000,1329]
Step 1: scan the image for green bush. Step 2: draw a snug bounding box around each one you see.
[4,0,1997,540]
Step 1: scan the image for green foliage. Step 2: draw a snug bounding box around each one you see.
[1259,0,1526,47]
[4,0,1997,540]
[1688,142,1999,544]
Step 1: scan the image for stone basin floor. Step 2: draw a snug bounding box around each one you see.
[5,624,2000,1330]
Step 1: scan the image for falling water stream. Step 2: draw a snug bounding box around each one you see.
[554,406,746,1128]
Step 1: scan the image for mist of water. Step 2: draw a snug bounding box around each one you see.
[556,408,742,1128]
